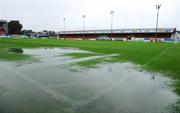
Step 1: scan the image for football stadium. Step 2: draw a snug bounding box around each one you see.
[0,0,180,112]
[58,28,179,42]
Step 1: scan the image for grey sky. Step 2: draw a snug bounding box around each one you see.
[0,0,180,31]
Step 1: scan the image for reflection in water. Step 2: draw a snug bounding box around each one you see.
[0,81,3,95]
[151,75,156,80]
[108,67,112,72]
[8,48,23,53]
[0,48,179,113]
[0,66,7,95]
[0,82,7,95]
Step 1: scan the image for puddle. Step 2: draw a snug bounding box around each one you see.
[14,48,118,68]
[0,48,179,113]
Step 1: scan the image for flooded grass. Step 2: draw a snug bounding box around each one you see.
[0,48,179,113]
[0,39,180,95]
[0,39,180,112]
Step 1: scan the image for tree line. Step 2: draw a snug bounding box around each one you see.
[8,20,23,35]
[7,20,57,37]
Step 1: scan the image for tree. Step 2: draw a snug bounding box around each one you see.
[8,20,23,34]
[21,29,35,37]
[22,29,33,35]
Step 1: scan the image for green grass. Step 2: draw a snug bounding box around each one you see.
[0,38,180,95]
[72,58,110,68]
[64,52,103,59]
[0,49,30,61]
[70,55,124,68]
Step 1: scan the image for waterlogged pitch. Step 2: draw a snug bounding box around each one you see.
[0,39,180,113]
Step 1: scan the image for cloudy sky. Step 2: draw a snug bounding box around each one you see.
[0,0,179,31]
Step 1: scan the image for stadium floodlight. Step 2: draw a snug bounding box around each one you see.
[155,4,161,38]
[110,10,114,40]
[63,18,66,38]
[82,15,86,38]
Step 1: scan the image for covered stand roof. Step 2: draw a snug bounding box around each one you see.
[58,28,176,35]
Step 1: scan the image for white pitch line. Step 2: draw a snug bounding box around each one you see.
[0,54,120,109]
[1,63,80,107]
[56,54,119,65]
[143,44,174,67]
[1,62,131,112]
[20,54,120,69]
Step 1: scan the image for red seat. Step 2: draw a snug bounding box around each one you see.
[0,27,6,35]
